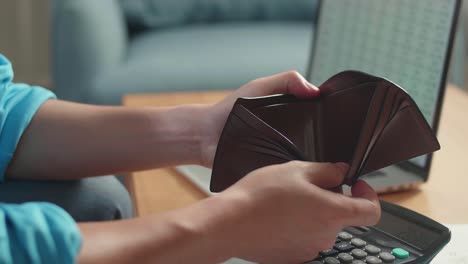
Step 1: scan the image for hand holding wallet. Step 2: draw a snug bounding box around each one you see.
[210,71,440,192]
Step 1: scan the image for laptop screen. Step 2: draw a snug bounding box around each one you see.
[308,0,459,170]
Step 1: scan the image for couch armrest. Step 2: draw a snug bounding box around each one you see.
[52,0,128,103]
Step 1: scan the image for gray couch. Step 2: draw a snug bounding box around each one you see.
[52,0,318,104]
[52,0,464,105]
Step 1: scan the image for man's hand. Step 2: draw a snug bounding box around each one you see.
[199,71,320,167]
[77,161,380,264]
[193,161,381,264]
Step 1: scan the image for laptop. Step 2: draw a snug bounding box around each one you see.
[176,0,461,195]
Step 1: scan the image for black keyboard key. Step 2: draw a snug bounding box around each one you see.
[379,252,396,262]
[365,245,382,255]
[338,231,353,241]
[351,248,367,259]
[334,242,354,252]
[320,248,339,257]
[350,238,366,248]
[338,252,354,263]
[352,260,366,264]
[366,256,383,264]
[304,261,322,264]
[353,226,370,232]
[324,257,341,264]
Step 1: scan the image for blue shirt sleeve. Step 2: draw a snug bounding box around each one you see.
[0,202,82,264]
[0,54,56,180]
[0,54,82,263]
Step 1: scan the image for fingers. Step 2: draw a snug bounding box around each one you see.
[247,71,320,98]
[351,180,380,203]
[329,185,343,194]
[308,162,348,189]
[290,161,348,189]
[339,180,381,227]
[271,161,381,227]
[297,162,380,226]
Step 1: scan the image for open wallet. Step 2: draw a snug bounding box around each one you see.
[210,70,441,192]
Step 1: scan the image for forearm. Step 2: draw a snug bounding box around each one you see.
[77,195,244,264]
[6,100,209,180]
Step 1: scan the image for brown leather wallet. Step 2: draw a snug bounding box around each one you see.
[210,71,440,192]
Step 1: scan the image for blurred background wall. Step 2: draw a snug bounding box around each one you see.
[0,0,51,87]
[0,0,467,90]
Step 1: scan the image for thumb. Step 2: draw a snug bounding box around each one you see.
[245,71,320,98]
[351,180,380,202]
[296,161,348,189]
[341,180,381,227]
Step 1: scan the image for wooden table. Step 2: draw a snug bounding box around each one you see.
[123,86,468,224]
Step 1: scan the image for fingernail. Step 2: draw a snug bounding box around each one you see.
[304,81,320,92]
[335,162,349,173]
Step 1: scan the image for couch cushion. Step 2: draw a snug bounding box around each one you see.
[93,22,313,104]
[120,0,319,30]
